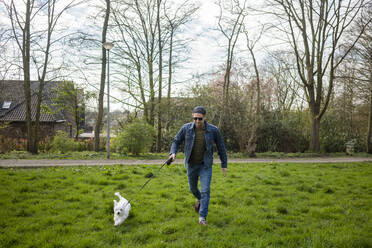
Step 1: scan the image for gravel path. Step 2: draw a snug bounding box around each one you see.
[0,157,372,168]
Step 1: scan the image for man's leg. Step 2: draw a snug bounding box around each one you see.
[199,165,212,219]
[187,164,201,200]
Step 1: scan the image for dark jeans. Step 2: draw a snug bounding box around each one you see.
[187,163,212,218]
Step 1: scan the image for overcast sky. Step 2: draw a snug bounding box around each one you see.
[1,0,273,111]
[64,0,270,77]
[64,0,253,110]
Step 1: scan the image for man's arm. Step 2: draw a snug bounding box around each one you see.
[214,128,227,169]
[169,125,186,159]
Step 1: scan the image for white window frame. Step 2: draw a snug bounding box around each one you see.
[2,101,11,109]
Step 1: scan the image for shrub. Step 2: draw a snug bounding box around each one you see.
[320,113,346,153]
[0,136,27,154]
[110,137,117,152]
[38,136,53,152]
[85,138,94,151]
[51,130,76,154]
[75,141,86,152]
[113,119,155,155]
[256,111,308,153]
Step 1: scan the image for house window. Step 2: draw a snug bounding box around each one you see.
[2,101,11,109]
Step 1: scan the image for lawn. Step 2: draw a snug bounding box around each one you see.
[0,162,371,247]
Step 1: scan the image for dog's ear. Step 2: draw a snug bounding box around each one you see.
[113,200,118,206]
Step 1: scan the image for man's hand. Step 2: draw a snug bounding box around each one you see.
[170,153,176,161]
[221,168,227,177]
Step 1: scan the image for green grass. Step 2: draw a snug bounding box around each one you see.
[0,162,372,247]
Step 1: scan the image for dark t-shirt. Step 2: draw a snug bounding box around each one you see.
[189,125,206,165]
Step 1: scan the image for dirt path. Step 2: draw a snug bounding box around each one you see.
[1,157,372,168]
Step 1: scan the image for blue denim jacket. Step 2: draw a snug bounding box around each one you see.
[170,121,227,168]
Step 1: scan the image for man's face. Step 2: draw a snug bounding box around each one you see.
[192,113,205,128]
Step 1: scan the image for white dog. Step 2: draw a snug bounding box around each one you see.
[113,192,131,226]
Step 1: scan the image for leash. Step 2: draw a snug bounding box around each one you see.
[125,157,173,205]
[137,157,173,192]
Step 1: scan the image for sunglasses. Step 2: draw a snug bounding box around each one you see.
[193,117,203,121]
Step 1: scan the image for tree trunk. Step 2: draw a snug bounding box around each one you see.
[218,57,231,130]
[148,59,155,126]
[75,96,80,140]
[246,131,257,157]
[166,28,173,132]
[32,0,54,154]
[310,116,321,152]
[94,0,110,152]
[31,79,44,154]
[246,44,260,157]
[156,0,162,152]
[23,0,33,153]
[367,76,372,153]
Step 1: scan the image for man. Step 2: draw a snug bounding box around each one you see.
[169,106,227,226]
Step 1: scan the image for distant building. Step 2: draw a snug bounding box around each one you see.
[0,80,79,140]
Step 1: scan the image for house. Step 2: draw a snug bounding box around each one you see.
[0,80,78,140]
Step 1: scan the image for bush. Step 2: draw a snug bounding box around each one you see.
[320,113,346,153]
[75,140,87,152]
[51,130,76,154]
[113,119,155,155]
[0,136,27,154]
[256,111,308,153]
[38,136,53,153]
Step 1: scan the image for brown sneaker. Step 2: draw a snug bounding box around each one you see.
[194,200,200,213]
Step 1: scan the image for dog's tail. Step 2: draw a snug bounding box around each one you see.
[115,192,123,200]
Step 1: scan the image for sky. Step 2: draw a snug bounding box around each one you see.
[63,0,245,110]
[64,0,270,75]
[1,0,274,111]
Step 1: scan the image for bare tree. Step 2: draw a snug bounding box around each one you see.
[32,0,77,153]
[163,0,199,132]
[340,5,372,152]
[244,26,265,157]
[2,0,33,152]
[359,7,372,153]
[216,0,248,130]
[111,0,158,126]
[2,0,76,153]
[265,51,303,112]
[267,0,370,152]
[111,0,198,151]
[156,0,163,152]
[94,0,110,152]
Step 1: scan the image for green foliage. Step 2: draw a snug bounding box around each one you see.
[319,110,365,153]
[320,113,346,153]
[52,81,94,139]
[0,162,371,247]
[51,131,76,154]
[187,83,311,153]
[113,119,155,155]
[38,136,53,153]
[256,111,308,153]
[188,82,253,152]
